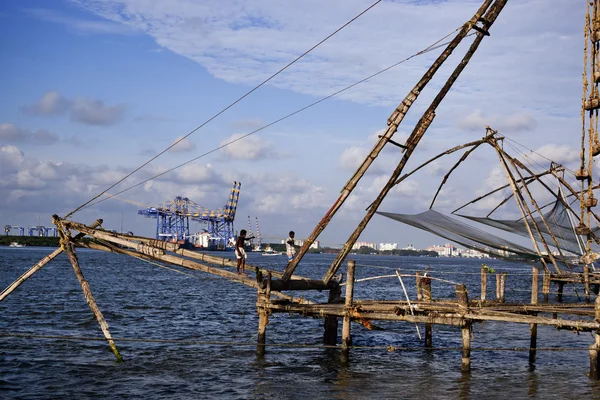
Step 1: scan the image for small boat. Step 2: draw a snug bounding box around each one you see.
[9,242,26,248]
[261,245,282,256]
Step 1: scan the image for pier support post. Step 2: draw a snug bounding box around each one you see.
[590,296,600,380]
[584,265,591,303]
[530,265,539,366]
[542,272,550,303]
[324,284,341,346]
[456,284,470,372]
[64,241,123,362]
[256,273,271,356]
[480,265,487,302]
[341,260,356,361]
[416,271,423,301]
[557,282,564,303]
[423,274,433,348]
[496,272,506,302]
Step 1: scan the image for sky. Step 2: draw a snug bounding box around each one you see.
[0,0,588,248]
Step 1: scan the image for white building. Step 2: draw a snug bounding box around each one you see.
[379,243,398,251]
[352,242,377,250]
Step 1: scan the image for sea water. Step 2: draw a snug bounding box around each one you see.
[1,247,599,399]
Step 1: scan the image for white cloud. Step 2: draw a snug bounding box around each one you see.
[0,123,60,145]
[456,109,537,133]
[24,8,136,35]
[21,91,70,116]
[22,92,126,126]
[168,136,196,153]
[70,98,126,125]
[219,133,276,160]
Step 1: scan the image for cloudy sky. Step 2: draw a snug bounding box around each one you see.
[0,0,587,248]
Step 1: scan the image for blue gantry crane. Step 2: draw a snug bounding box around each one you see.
[137,181,242,250]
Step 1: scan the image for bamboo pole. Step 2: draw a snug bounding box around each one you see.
[503,151,571,270]
[63,241,123,362]
[490,136,555,274]
[341,260,356,360]
[281,0,498,281]
[0,219,103,302]
[322,0,509,284]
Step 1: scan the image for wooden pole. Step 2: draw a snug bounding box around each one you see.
[500,272,507,303]
[281,0,499,281]
[585,265,591,303]
[543,272,550,303]
[416,271,423,301]
[530,265,539,365]
[456,284,471,372]
[423,274,433,348]
[324,284,342,345]
[257,288,269,356]
[64,241,123,362]
[557,282,564,303]
[481,265,487,302]
[341,260,356,361]
[0,219,102,302]
[496,273,501,301]
[590,296,600,380]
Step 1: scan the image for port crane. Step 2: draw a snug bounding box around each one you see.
[137,181,241,250]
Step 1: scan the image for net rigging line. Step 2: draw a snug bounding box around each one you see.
[79,29,469,212]
[64,0,383,219]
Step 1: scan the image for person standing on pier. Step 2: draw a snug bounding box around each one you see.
[286,231,296,262]
[235,229,254,275]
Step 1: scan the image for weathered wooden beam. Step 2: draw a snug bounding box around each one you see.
[281,0,498,281]
[323,0,509,284]
[64,241,123,362]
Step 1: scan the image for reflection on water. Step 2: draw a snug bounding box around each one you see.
[1,248,599,399]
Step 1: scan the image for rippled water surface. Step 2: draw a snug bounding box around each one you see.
[1,247,599,399]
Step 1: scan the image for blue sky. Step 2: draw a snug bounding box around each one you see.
[0,0,586,248]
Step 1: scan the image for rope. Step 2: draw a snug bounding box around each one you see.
[76,29,469,212]
[0,332,593,352]
[64,0,383,219]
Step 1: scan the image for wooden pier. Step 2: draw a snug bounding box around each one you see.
[3,223,598,378]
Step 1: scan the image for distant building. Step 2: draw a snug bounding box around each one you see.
[280,239,320,249]
[352,241,377,250]
[402,244,416,251]
[379,243,398,251]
